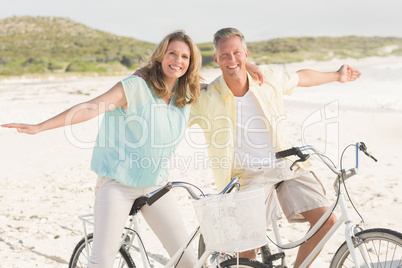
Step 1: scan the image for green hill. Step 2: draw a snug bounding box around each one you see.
[200,36,402,67]
[248,36,402,64]
[0,16,155,75]
[1,16,402,76]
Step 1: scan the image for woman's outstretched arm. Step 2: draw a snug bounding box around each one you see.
[2,82,127,134]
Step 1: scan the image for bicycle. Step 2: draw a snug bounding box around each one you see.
[198,142,402,267]
[68,177,270,268]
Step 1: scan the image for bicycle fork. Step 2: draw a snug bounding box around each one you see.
[338,193,362,267]
[339,191,371,268]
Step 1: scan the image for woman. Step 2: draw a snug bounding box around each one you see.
[2,30,201,267]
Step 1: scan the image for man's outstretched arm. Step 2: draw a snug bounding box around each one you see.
[296,65,361,87]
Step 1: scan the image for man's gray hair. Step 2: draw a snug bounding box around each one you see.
[213,27,247,52]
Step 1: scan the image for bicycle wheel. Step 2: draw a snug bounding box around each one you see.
[68,233,135,268]
[218,257,269,267]
[330,228,402,268]
[198,234,273,267]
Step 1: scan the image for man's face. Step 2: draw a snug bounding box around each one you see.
[214,36,248,80]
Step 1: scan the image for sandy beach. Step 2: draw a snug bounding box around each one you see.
[1,57,401,267]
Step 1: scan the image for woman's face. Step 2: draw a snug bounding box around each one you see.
[161,40,190,83]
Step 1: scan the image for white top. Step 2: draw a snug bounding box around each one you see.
[233,90,277,168]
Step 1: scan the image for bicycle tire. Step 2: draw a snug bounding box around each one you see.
[68,233,135,268]
[198,234,273,267]
[330,228,402,268]
[218,257,269,267]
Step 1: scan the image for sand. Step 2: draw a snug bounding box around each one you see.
[0,57,401,267]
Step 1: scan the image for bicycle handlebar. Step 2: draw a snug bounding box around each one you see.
[276,147,304,159]
[147,184,172,206]
[146,177,240,206]
[275,147,310,170]
[149,142,376,206]
[276,142,377,180]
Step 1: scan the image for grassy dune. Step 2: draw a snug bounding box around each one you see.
[1,16,402,75]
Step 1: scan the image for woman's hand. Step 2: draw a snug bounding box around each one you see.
[245,62,264,85]
[2,82,127,134]
[1,123,41,135]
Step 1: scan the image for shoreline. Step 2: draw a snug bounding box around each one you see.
[1,55,402,84]
[284,99,402,114]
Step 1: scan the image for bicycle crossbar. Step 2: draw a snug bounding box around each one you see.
[163,226,201,267]
[299,214,345,268]
[274,196,338,249]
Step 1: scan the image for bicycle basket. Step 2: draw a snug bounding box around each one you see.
[193,186,267,253]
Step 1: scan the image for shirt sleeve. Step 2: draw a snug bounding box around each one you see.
[280,71,299,96]
[188,90,205,127]
[261,65,299,96]
[120,76,153,113]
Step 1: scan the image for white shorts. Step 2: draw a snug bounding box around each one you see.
[232,160,329,224]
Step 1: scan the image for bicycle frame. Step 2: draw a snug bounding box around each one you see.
[271,143,371,268]
[76,177,240,268]
[78,214,207,268]
[128,214,209,268]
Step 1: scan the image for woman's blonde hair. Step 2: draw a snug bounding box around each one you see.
[142,30,202,107]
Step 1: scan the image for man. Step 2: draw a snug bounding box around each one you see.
[189,27,361,267]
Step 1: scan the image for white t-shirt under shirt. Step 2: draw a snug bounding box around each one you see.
[234,90,277,169]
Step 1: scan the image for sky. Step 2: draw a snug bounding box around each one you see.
[1,0,402,44]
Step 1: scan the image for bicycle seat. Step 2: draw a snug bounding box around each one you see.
[129,196,148,215]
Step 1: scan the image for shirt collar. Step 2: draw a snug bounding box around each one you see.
[218,71,260,100]
[247,71,261,90]
[219,75,232,100]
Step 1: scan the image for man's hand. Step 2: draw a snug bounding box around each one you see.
[297,64,361,87]
[132,68,146,79]
[337,65,361,83]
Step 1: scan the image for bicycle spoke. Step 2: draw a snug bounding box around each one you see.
[370,238,380,268]
[362,239,374,268]
[331,229,402,268]
[69,234,134,268]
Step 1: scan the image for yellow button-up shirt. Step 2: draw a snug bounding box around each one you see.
[189,66,311,191]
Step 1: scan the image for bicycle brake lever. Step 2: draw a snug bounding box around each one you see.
[359,142,378,162]
[290,154,310,170]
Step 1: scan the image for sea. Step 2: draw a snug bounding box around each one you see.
[202,56,402,113]
[1,56,401,113]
